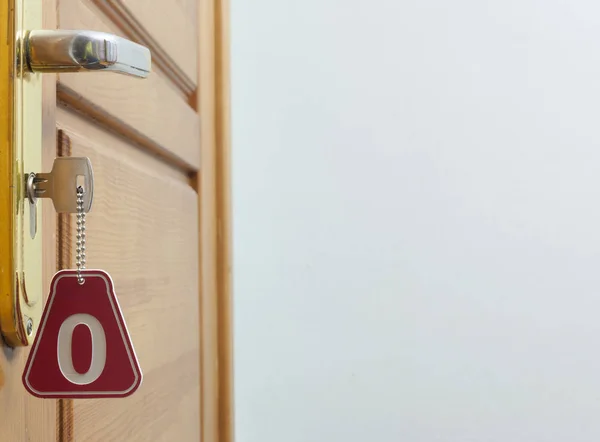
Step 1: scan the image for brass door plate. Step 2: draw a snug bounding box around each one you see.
[0,0,43,347]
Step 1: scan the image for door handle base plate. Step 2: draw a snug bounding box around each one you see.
[0,0,43,347]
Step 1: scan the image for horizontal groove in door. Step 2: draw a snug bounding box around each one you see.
[57,0,200,172]
[56,108,192,183]
[57,78,200,172]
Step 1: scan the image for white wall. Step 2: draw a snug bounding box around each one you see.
[231,1,600,441]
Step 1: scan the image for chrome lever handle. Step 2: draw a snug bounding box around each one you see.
[24,30,151,78]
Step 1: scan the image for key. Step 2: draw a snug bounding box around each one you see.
[26,158,94,240]
[32,157,94,213]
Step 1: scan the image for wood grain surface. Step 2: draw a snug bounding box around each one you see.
[199,0,233,440]
[58,0,201,171]
[57,108,200,441]
[120,0,197,87]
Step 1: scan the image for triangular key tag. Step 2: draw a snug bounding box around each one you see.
[23,270,142,398]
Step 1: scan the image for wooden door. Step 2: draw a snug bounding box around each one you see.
[0,0,232,441]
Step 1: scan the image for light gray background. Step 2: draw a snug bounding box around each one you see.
[232,1,600,440]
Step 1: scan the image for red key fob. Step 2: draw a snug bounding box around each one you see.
[23,270,142,398]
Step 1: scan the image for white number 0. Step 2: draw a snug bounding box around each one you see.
[57,313,107,385]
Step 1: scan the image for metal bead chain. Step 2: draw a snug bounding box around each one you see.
[76,186,86,285]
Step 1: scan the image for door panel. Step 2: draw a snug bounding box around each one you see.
[57,77,201,169]
[56,0,201,439]
[58,0,200,168]
[57,108,200,440]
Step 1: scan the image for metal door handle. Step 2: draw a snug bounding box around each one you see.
[24,30,151,78]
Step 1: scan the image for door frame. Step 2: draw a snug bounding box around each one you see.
[198,0,233,441]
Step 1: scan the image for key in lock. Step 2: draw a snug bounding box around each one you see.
[26,157,94,239]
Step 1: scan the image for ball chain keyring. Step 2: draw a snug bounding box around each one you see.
[76,185,87,285]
